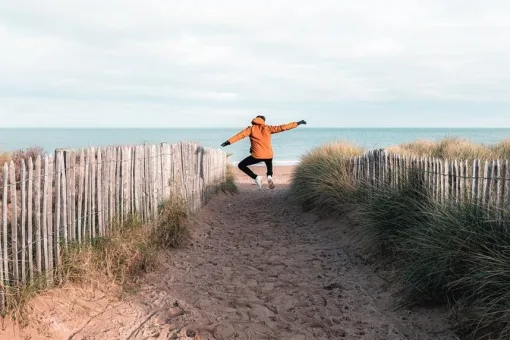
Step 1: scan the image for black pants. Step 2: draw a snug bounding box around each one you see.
[238,156,273,180]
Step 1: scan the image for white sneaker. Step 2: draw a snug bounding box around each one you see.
[267,175,275,189]
[255,176,263,189]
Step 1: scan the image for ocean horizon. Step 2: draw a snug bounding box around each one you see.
[1,127,510,165]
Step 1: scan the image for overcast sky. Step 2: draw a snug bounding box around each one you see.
[0,1,509,128]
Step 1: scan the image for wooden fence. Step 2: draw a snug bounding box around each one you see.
[0,141,227,308]
[350,149,509,213]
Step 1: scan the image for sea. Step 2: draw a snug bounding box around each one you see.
[1,128,510,165]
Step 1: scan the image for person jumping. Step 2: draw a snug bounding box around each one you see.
[221,115,307,189]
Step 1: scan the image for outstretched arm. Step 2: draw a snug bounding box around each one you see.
[221,127,252,147]
[269,120,306,134]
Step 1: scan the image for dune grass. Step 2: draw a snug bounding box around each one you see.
[215,163,239,195]
[291,141,365,214]
[291,140,510,339]
[387,137,510,160]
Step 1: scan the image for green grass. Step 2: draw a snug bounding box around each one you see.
[291,141,510,339]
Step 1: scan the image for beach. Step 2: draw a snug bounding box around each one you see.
[0,164,456,340]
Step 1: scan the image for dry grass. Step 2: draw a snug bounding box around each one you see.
[1,275,47,324]
[59,198,189,289]
[0,152,10,167]
[58,214,157,291]
[387,137,510,160]
[152,198,189,248]
[215,164,238,195]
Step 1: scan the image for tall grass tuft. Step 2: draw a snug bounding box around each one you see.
[354,176,433,258]
[290,141,364,214]
[59,214,157,289]
[152,198,189,248]
[215,164,238,195]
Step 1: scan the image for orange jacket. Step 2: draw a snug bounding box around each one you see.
[227,117,299,159]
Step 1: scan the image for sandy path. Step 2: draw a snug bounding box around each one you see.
[1,167,457,340]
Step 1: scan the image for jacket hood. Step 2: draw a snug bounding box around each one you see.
[251,117,266,125]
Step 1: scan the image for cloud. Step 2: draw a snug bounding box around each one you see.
[0,0,509,127]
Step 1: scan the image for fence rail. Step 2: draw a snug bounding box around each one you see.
[0,141,227,309]
[350,149,510,214]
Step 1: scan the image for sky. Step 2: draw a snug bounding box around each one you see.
[0,1,509,128]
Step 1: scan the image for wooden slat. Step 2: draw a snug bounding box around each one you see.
[108,148,114,227]
[134,146,140,214]
[151,144,158,218]
[143,145,148,214]
[77,150,84,243]
[162,143,170,200]
[0,167,3,308]
[114,146,120,223]
[2,164,9,286]
[47,156,54,284]
[27,158,34,282]
[483,161,491,209]
[42,156,49,280]
[495,160,502,217]
[502,160,509,212]
[21,160,27,284]
[61,152,68,248]
[55,153,62,266]
[91,148,96,239]
[70,151,76,243]
[97,149,103,236]
[460,160,466,204]
[452,160,458,204]
[65,151,72,243]
[35,156,42,275]
[119,147,125,220]
[84,150,90,239]
[472,159,479,205]
[9,161,19,283]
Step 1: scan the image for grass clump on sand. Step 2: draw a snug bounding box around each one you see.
[152,198,190,248]
[60,199,189,289]
[291,141,510,339]
[59,214,157,289]
[215,164,239,195]
[290,141,365,214]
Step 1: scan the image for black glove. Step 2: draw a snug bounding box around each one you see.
[221,141,230,147]
[298,120,307,125]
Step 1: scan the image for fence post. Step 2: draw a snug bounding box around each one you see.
[21,160,27,284]
[27,158,34,283]
[1,163,8,302]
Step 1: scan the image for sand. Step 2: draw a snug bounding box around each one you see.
[0,166,457,340]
